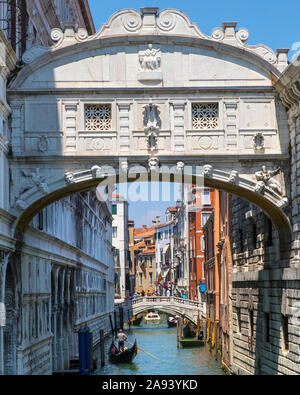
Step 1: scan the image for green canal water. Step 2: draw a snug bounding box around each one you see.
[93,314,225,375]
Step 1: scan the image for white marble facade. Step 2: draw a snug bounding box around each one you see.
[1,6,300,375]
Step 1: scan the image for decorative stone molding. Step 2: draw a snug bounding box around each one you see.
[253,133,265,151]
[255,165,282,195]
[254,181,265,194]
[211,22,280,68]
[16,169,49,205]
[176,161,185,172]
[22,45,51,64]
[228,170,239,185]
[148,157,159,172]
[91,165,102,178]
[143,103,161,151]
[38,136,49,153]
[138,44,162,81]
[139,44,161,72]
[119,159,128,174]
[203,165,213,178]
[16,8,284,74]
[64,172,75,184]
[278,197,289,209]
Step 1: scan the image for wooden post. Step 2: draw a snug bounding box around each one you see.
[128,309,131,328]
[203,319,207,344]
[180,316,183,340]
[100,329,105,367]
[89,331,94,372]
[109,314,114,336]
[114,311,117,335]
[177,318,179,348]
[215,323,218,360]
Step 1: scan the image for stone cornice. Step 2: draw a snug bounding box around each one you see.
[275,62,300,109]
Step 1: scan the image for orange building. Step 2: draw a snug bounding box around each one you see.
[203,190,232,369]
[133,225,156,295]
[188,187,215,301]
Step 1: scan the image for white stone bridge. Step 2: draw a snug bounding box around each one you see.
[131,296,206,325]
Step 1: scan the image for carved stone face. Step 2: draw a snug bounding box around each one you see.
[148,157,159,170]
[203,165,212,177]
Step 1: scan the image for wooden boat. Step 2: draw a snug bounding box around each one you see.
[108,340,137,364]
[131,315,143,326]
[179,337,205,347]
[145,312,160,322]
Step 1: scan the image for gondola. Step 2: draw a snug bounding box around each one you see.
[108,340,137,364]
[131,315,143,326]
[167,315,179,327]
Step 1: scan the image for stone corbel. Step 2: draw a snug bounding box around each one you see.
[278,197,289,209]
[148,157,160,172]
[228,170,239,185]
[176,161,185,172]
[203,164,213,178]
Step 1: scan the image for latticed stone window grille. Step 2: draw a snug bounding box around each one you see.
[192,103,219,129]
[85,104,112,131]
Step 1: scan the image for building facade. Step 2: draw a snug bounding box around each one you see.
[111,194,130,301]
[0,0,95,59]
[155,211,176,296]
[2,6,300,375]
[188,187,214,301]
[134,225,156,295]
[0,0,116,376]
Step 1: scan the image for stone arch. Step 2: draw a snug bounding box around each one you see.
[12,165,291,259]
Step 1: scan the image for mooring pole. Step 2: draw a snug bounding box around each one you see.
[100,329,105,367]
[109,314,114,336]
[177,318,179,348]
[78,328,86,375]
[84,326,91,375]
[114,311,117,335]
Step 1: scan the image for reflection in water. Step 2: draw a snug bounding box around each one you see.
[93,314,225,376]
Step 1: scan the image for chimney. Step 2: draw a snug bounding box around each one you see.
[156,216,160,224]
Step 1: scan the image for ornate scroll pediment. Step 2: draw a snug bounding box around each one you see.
[23,8,284,72]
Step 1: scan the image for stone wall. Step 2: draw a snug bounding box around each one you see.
[230,193,300,374]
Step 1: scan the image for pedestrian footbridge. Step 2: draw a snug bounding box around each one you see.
[131,297,206,325]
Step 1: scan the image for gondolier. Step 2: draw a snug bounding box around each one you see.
[116,329,127,353]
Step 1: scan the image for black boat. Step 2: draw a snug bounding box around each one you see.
[131,315,143,326]
[108,340,137,364]
[167,316,179,327]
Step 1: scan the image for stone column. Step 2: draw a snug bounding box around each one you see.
[0,251,9,375]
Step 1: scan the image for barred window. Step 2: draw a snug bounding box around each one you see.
[192,103,218,129]
[85,104,112,131]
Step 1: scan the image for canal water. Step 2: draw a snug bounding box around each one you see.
[93,314,225,375]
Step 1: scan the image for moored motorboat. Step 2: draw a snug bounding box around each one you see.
[145,312,160,322]
[108,339,137,364]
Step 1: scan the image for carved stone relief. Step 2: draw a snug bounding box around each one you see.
[255,165,282,195]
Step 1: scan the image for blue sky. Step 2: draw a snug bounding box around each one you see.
[87,1,300,226]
